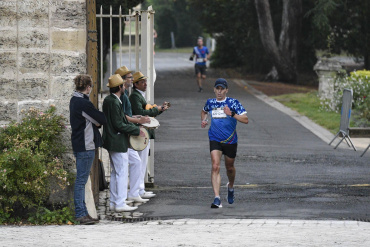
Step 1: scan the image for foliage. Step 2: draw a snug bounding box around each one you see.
[187,0,318,75]
[144,0,203,49]
[27,206,75,225]
[320,70,370,127]
[0,106,71,223]
[307,0,370,68]
[188,0,271,72]
[273,92,341,134]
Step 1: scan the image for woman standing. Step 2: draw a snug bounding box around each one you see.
[69,75,107,225]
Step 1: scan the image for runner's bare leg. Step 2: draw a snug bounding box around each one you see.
[197,72,202,88]
[225,155,236,188]
[211,150,222,197]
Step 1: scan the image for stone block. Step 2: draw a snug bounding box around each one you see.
[0,78,17,100]
[0,51,17,78]
[18,28,49,49]
[17,76,49,100]
[47,176,74,205]
[0,1,17,27]
[60,125,73,151]
[18,100,49,121]
[51,29,86,52]
[0,100,17,123]
[50,75,75,101]
[50,52,86,75]
[51,1,86,29]
[19,52,49,74]
[0,29,17,50]
[51,99,70,123]
[17,0,49,28]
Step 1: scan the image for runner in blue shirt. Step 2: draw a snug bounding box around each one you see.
[201,78,249,208]
[190,37,210,92]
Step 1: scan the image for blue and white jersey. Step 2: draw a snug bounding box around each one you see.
[193,46,209,66]
[203,97,247,144]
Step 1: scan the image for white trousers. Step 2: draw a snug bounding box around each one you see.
[137,139,150,195]
[109,151,128,208]
[127,148,142,198]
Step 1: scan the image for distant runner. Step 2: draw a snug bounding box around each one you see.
[201,78,249,208]
[190,37,210,92]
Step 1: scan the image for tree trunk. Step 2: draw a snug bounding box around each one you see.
[254,0,302,83]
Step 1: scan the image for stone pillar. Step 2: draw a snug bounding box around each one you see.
[313,58,342,100]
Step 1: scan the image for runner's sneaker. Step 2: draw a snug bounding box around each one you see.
[226,183,235,204]
[211,197,222,208]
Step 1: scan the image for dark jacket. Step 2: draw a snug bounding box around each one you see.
[129,89,161,139]
[69,91,107,152]
[102,94,140,152]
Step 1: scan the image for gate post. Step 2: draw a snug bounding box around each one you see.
[86,0,100,207]
[141,6,155,184]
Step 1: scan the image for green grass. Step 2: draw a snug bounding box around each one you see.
[272,92,341,134]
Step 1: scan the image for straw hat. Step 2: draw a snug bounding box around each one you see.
[133,71,148,83]
[107,74,124,88]
[115,66,132,77]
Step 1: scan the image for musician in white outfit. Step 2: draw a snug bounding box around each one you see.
[115,66,152,203]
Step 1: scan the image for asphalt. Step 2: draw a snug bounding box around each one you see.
[137,64,369,221]
[1,52,369,246]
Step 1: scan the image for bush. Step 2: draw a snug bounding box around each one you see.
[320,70,370,127]
[0,106,71,224]
[27,206,76,225]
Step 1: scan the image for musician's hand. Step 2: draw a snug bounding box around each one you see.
[138,116,151,124]
[157,105,168,112]
[139,129,146,137]
[201,120,208,128]
[162,104,169,111]
[223,105,232,116]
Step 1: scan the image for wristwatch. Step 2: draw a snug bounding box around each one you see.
[231,112,235,117]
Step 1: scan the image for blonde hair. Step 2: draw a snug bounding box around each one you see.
[74,74,92,91]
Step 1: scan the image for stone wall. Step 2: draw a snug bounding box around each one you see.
[0,0,87,152]
[0,0,88,203]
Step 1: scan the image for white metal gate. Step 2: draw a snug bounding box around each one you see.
[97,5,156,184]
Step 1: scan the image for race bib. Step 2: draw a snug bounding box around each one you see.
[196,58,204,63]
[212,108,227,119]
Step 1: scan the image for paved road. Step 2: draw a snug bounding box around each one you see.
[134,53,370,221]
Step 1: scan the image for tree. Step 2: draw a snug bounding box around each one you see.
[254,0,302,83]
[144,0,203,49]
[188,0,271,72]
[308,0,370,69]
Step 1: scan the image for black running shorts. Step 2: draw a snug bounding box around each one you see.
[209,141,238,158]
[195,64,207,76]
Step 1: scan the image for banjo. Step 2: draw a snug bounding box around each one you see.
[129,117,160,151]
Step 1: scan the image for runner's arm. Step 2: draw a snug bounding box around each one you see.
[201,110,208,128]
[233,113,249,124]
[224,105,248,124]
